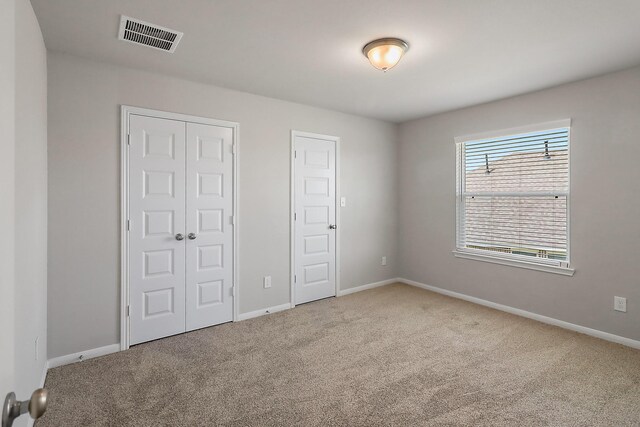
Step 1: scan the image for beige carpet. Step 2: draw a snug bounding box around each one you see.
[39,283,640,426]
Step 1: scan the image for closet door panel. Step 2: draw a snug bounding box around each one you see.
[185,122,234,331]
[129,115,186,345]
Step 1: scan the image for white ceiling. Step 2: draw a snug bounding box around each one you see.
[31,0,640,123]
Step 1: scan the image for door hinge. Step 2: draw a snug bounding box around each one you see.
[232,144,237,155]
[127,134,130,145]
[230,216,235,226]
[126,305,130,317]
[294,275,297,283]
[294,212,297,221]
[127,219,130,231]
[231,286,236,297]
[294,150,297,159]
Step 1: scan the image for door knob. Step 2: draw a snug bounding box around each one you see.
[329,224,337,229]
[188,233,197,240]
[175,233,185,241]
[2,388,48,427]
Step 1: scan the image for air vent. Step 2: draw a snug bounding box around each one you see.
[118,16,183,53]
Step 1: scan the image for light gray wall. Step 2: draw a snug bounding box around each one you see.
[14,0,48,408]
[0,0,47,423]
[0,0,17,400]
[398,66,640,341]
[47,52,398,358]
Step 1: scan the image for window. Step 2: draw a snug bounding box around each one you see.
[455,121,572,274]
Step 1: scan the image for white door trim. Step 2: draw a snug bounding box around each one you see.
[120,105,239,351]
[290,130,340,307]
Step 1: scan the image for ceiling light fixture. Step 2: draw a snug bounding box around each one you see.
[362,38,409,72]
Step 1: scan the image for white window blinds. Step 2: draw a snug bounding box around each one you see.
[456,125,570,264]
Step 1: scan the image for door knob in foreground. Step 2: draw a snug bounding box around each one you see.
[2,388,48,427]
[188,233,197,240]
[329,224,337,229]
[175,233,185,241]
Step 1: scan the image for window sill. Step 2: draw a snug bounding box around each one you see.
[452,250,575,276]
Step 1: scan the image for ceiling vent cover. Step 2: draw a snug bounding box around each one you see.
[118,16,183,53]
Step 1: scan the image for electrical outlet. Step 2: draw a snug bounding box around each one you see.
[381,256,387,266]
[263,276,272,289]
[614,296,627,312]
[340,197,346,207]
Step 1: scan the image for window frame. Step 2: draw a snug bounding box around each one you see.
[453,120,574,276]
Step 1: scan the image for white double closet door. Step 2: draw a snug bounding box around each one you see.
[129,114,234,345]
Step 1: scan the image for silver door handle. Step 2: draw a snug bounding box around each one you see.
[175,233,185,241]
[188,233,197,240]
[329,224,337,229]
[2,389,48,427]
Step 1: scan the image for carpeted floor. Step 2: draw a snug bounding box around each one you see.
[39,283,640,426]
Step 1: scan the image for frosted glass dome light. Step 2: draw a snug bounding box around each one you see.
[362,38,409,72]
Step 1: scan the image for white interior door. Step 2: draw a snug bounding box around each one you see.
[185,122,234,331]
[129,115,186,345]
[293,133,337,305]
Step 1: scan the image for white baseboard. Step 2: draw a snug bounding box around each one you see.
[398,278,640,350]
[47,343,121,369]
[237,278,400,320]
[237,303,293,321]
[337,278,400,297]
[39,360,48,387]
